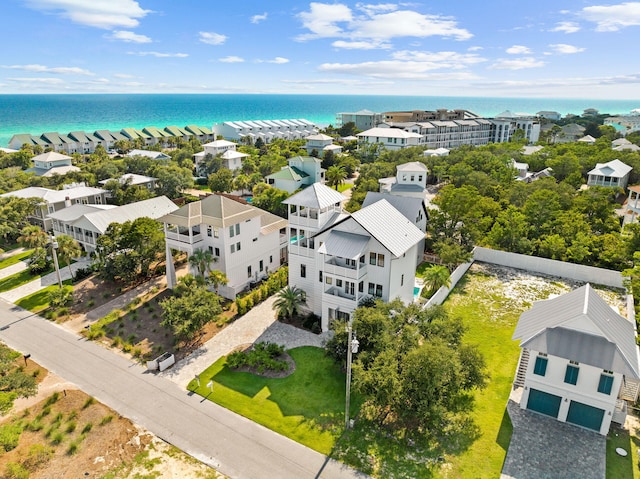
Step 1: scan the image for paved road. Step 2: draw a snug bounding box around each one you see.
[0,298,366,479]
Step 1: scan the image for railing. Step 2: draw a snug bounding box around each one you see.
[166,231,203,244]
[323,286,357,301]
[324,259,366,279]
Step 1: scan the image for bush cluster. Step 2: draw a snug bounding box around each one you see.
[226,342,288,374]
[235,266,288,316]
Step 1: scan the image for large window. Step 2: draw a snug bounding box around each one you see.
[598,374,614,395]
[564,364,579,385]
[533,356,548,376]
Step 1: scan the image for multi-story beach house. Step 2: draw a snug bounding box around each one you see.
[25,151,80,177]
[1,184,108,230]
[587,159,633,189]
[161,194,288,299]
[284,183,424,331]
[212,119,317,143]
[356,127,422,151]
[192,140,250,173]
[512,284,640,435]
[265,156,325,193]
[49,196,178,253]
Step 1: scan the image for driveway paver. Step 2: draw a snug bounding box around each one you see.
[0,261,27,280]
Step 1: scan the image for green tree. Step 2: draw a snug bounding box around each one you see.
[326,165,347,190]
[0,197,38,243]
[208,168,233,192]
[251,186,289,217]
[273,286,306,320]
[54,234,82,278]
[152,164,193,199]
[188,249,216,281]
[423,265,451,296]
[17,225,48,249]
[232,174,251,195]
[160,281,222,342]
[207,269,229,292]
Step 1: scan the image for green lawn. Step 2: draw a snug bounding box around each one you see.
[190,346,357,454]
[15,282,73,313]
[607,426,640,479]
[0,261,71,293]
[0,249,34,270]
[337,183,353,193]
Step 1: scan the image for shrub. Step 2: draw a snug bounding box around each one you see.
[50,431,64,445]
[65,421,76,433]
[81,422,93,434]
[236,298,247,316]
[87,300,95,308]
[67,440,80,455]
[26,420,43,432]
[5,462,29,479]
[0,423,23,451]
[24,444,54,469]
[73,266,92,282]
[82,397,95,409]
[100,415,113,426]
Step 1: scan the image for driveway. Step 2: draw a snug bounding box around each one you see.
[501,396,605,479]
[0,298,366,479]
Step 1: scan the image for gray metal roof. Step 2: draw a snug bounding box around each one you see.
[362,192,426,224]
[79,196,178,233]
[47,204,115,222]
[283,182,345,209]
[513,284,640,378]
[318,230,369,259]
[351,199,424,257]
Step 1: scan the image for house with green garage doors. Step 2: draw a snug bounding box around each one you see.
[512,284,640,435]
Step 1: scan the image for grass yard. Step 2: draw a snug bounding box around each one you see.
[337,183,353,193]
[0,260,71,293]
[15,281,73,313]
[189,346,356,454]
[606,425,639,479]
[0,249,34,270]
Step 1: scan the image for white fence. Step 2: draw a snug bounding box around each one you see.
[423,246,626,308]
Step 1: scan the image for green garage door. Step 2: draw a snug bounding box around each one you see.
[527,389,561,418]
[566,401,604,432]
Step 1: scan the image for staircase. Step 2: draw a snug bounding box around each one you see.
[513,348,530,389]
[619,378,640,402]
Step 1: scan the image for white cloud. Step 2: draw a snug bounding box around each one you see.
[506,45,531,54]
[282,78,393,86]
[318,60,479,80]
[7,77,65,84]
[219,56,245,63]
[551,21,580,33]
[251,12,267,23]
[297,3,472,44]
[468,46,483,51]
[113,73,136,78]
[391,50,486,66]
[580,2,640,31]
[475,73,640,90]
[127,51,189,58]
[547,43,585,54]
[331,40,391,49]
[2,64,93,75]
[489,57,545,70]
[108,30,151,43]
[199,31,228,45]
[267,57,289,64]
[23,0,150,29]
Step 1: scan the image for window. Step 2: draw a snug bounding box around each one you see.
[213,228,219,238]
[326,276,332,285]
[300,264,306,278]
[248,266,252,278]
[598,374,614,395]
[345,281,354,296]
[370,252,377,265]
[533,356,548,376]
[319,271,323,282]
[235,224,240,235]
[259,260,264,272]
[375,284,383,297]
[231,244,235,253]
[336,279,343,288]
[358,281,364,293]
[418,175,423,182]
[214,247,220,256]
[368,282,375,295]
[270,255,273,263]
[401,274,404,287]
[359,255,365,264]
[207,227,212,237]
[229,225,235,238]
[564,365,579,385]
[370,253,384,267]
[377,254,385,267]
[410,175,415,181]
[208,246,213,254]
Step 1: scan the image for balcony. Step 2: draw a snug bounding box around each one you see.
[166,231,203,245]
[323,286,357,302]
[324,258,366,280]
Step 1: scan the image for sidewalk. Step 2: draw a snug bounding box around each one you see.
[0,247,27,262]
[0,257,91,303]
[0,261,28,280]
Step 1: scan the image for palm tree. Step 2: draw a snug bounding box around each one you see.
[273,286,306,320]
[207,269,228,292]
[55,234,82,278]
[17,225,48,249]
[188,249,216,280]
[326,165,347,190]
[423,265,451,296]
[233,174,251,196]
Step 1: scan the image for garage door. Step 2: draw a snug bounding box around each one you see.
[566,401,604,432]
[527,389,561,418]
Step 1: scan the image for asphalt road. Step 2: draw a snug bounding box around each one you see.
[0,298,367,479]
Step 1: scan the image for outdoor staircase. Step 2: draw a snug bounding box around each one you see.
[513,348,530,389]
[619,378,640,402]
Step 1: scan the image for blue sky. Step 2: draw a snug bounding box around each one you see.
[1,0,639,98]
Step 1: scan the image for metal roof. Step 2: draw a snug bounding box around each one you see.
[396,161,427,172]
[283,182,345,209]
[77,196,178,233]
[513,284,640,378]
[318,230,369,260]
[350,199,424,258]
[588,159,633,178]
[32,151,73,163]
[47,204,115,222]
[2,186,106,203]
[362,192,426,224]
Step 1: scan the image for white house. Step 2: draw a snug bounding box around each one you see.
[48,196,178,253]
[512,284,640,435]
[0,147,19,154]
[26,151,80,177]
[284,183,423,331]
[577,135,597,145]
[265,156,325,193]
[335,110,384,131]
[1,184,108,230]
[212,119,317,143]
[378,161,428,198]
[356,127,422,151]
[193,140,249,173]
[491,111,541,144]
[304,133,342,157]
[587,159,633,189]
[99,173,157,191]
[423,147,450,157]
[161,194,288,299]
[625,185,640,223]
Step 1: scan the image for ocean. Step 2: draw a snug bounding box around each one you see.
[1,94,639,148]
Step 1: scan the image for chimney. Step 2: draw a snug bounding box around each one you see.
[64,196,71,208]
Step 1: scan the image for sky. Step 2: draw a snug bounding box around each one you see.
[0,0,639,98]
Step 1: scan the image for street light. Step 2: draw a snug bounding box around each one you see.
[50,235,63,289]
[345,323,359,430]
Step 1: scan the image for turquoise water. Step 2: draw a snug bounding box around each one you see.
[1,93,639,147]
[414,287,421,296]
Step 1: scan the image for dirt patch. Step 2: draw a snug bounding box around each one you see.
[0,368,226,479]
